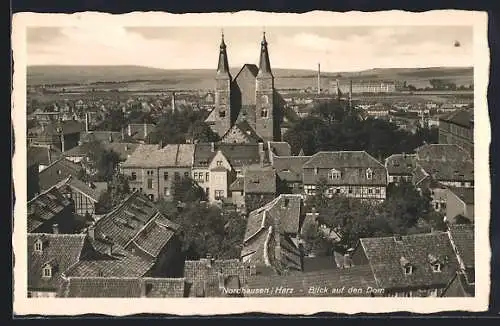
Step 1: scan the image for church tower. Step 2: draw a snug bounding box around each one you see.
[255,32,276,142]
[213,31,232,137]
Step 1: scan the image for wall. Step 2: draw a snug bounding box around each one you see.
[446,191,474,222]
[158,167,191,201]
[209,171,229,202]
[72,190,97,215]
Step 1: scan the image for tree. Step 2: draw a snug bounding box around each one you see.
[95,109,126,131]
[95,173,131,214]
[158,202,246,259]
[172,176,207,203]
[83,141,121,182]
[301,222,334,256]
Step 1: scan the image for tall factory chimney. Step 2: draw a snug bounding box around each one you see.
[85,112,89,132]
[317,63,321,95]
[171,92,176,113]
[349,79,353,109]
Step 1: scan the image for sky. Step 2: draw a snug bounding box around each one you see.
[27,25,473,72]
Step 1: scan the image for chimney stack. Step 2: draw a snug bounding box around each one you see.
[47,145,52,164]
[52,224,59,234]
[60,133,65,152]
[88,224,95,240]
[108,132,113,143]
[258,142,265,167]
[85,112,89,132]
[121,128,124,140]
[143,123,148,138]
[128,124,132,137]
[317,63,321,95]
[211,142,215,152]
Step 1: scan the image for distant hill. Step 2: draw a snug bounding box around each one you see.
[27,65,473,90]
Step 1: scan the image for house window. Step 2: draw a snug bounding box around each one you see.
[375,188,380,194]
[34,240,43,252]
[366,168,373,180]
[314,168,319,175]
[147,179,153,189]
[163,172,169,181]
[215,190,224,200]
[42,265,52,278]
[429,289,438,297]
[432,263,442,273]
[261,108,268,118]
[404,265,413,275]
[193,172,198,180]
[148,194,154,201]
[335,188,341,194]
[219,110,226,118]
[184,172,189,178]
[368,188,373,194]
[164,188,170,196]
[328,169,341,180]
[283,198,290,208]
[305,185,316,195]
[131,172,137,180]
[174,172,180,180]
[216,160,223,167]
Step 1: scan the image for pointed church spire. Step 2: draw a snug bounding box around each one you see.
[258,31,272,76]
[217,30,230,75]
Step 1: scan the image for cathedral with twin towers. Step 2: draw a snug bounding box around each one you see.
[205,32,287,143]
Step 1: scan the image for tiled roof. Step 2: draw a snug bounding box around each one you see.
[121,144,195,168]
[36,120,85,137]
[28,233,88,291]
[93,191,179,258]
[385,154,417,176]
[183,259,255,297]
[222,121,262,143]
[243,167,276,194]
[27,145,62,167]
[448,224,474,269]
[268,141,292,157]
[244,265,378,297]
[54,175,107,202]
[415,144,472,162]
[193,143,265,168]
[303,151,385,169]
[415,160,474,182]
[59,277,186,297]
[447,187,474,205]
[438,109,474,128]
[359,232,461,290]
[272,156,311,182]
[235,64,259,79]
[38,158,83,191]
[63,240,155,278]
[242,195,304,272]
[229,177,244,192]
[79,131,123,143]
[302,152,387,186]
[243,194,303,243]
[27,186,73,233]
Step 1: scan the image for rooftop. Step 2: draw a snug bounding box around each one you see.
[447,187,475,205]
[243,167,277,194]
[28,233,88,291]
[59,277,186,297]
[385,153,417,175]
[27,186,73,233]
[38,158,83,191]
[359,232,461,290]
[272,155,311,182]
[193,143,266,168]
[415,144,472,163]
[439,109,474,128]
[121,144,195,168]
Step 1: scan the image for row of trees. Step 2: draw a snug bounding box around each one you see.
[303,180,447,255]
[283,99,438,159]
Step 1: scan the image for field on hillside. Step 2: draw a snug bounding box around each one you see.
[27,65,473,91]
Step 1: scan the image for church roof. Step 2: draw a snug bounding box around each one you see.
[258,32,272,76]
[234,64,259,80]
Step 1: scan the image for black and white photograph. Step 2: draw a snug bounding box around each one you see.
[12,10,490,315]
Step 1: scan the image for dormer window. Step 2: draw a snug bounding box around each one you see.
[404,265,413,275]
[261,108,268,118]
[328,168,341,180]
[42,265,52,278]
[366,168,373,180]
[34,239,43,253]
[219,110,226,118]
[400,256,412,275]
[216,160,223,167]
[432,263,442,273]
